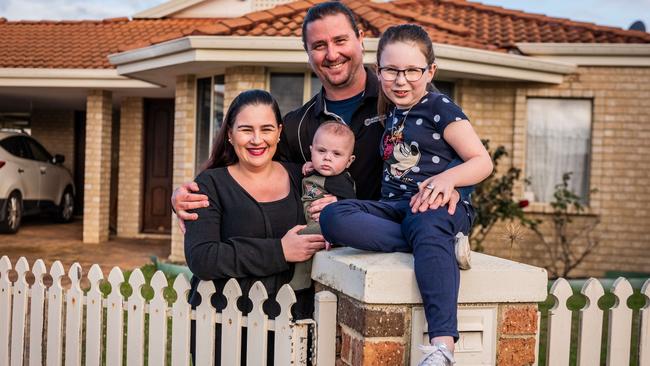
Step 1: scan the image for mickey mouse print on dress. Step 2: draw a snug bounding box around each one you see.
[380,91,469,200]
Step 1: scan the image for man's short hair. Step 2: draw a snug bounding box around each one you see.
[301,1,360,50]
[315,120,355,146]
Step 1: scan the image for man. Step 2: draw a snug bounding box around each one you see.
[172,1,460,226]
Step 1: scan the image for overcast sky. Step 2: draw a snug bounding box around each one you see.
[1,0,648,31]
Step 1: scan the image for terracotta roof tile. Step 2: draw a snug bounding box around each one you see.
[267,5,294,17]
[1,0,648,69]
[221,17,252,29]
[245,10,275,24]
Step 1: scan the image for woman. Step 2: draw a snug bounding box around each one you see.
[184,89,326,363]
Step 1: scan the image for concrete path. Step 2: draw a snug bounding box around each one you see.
[0,216,171,282]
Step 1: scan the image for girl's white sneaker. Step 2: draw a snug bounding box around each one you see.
[455,232,472,270]
[417,342,455,366]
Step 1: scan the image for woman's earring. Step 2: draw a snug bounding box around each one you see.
[228,138,232,144]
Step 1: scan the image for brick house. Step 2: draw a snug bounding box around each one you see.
[1,0,648,276]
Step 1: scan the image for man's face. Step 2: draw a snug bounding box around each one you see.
[304,13,365,93]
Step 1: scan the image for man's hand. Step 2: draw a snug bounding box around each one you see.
[307,195,337,222]
[410,189,460,215]
[171,182,209,233]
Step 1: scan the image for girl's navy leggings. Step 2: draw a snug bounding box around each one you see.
[320,198,474,341]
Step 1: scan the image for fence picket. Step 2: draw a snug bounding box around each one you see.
[221,279,243,366]
[638,279,650,366]
[0,256,331,366]
[0,256,11,366]
[546,278,573,366]
[85,265,104,366]
[274,284,297,366]
[171,275,191,366]
[29,259,47,366]
[127,269,146,366]
[46,261,65,366]
[148,271,169,366]
[106,267,125,366]
[10,257,28,366]
[314,291,337,366]
[195,280,217,366]
[65,263,84,366]
[246,282,269,366]
[606,277,633,366]
[577,278,605,366]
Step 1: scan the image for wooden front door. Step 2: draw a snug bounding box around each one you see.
[142,99,174,233]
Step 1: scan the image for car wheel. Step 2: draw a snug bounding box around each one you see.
[0,192,22,234]
[55,188,74,223]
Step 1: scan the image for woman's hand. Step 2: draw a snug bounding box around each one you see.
[308,195,337,222]
[281,225,327,262]
[171,182,209,233]
[410,175,460,214]
[302,161,315,175]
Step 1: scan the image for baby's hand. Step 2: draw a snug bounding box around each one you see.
[302,161,315,175]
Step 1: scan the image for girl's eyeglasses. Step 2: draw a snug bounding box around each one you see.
[378,66,429,82]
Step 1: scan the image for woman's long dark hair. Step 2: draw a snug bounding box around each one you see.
[376,24,437,119]
[202,89,283,171]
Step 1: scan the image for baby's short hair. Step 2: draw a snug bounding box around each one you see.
[315,120,355,145]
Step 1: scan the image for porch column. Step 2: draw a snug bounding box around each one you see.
[170,75,197,262]
[116,97,144,237]
[83,90,113,244]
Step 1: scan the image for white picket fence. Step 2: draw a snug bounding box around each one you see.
[0,256,337,366]
[544,277,650,366]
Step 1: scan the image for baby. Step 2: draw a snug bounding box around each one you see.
[289,121,357,290]
[299,121,357,235]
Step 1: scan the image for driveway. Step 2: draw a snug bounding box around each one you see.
[0,216,171,281]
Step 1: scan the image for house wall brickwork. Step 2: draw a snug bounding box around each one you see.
[116,97,144,238]
[31,110,75,173]
[224,66,267,111]
[83,90,113,244]
[459,66,650,277]
[170,75,197,262]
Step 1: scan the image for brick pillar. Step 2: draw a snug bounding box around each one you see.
[83,90,113,244]
[169,75,197,262]
[312,249,547,365]
[224,66,267,111]
[496,304,538,366]
[116,97,144,238]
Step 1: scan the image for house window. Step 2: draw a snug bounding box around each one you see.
[525,98,592,203]
[269,72,323,117]
[195,75,225,173]
[270,73,305,116]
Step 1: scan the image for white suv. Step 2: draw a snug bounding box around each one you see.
[0,130,75,233]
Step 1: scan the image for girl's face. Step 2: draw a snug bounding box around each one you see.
[378,41,435,109]
[228,104,282,170]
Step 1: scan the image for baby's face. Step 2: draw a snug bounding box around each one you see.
[310,131,355,176]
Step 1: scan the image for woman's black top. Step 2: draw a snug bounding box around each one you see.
[184,162,309,317]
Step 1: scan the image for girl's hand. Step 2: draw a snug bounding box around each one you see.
[281,225,327,262]
[410,174,456,213]
[302,161,315,175]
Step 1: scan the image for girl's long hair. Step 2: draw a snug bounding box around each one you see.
[376,24,437,119]
[202,89,283,171]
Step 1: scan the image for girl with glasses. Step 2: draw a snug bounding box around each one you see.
[320,24,493,366]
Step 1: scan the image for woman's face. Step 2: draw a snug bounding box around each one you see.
[228,103,282,170]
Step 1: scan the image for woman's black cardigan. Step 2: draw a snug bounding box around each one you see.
[184,162,308,316]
